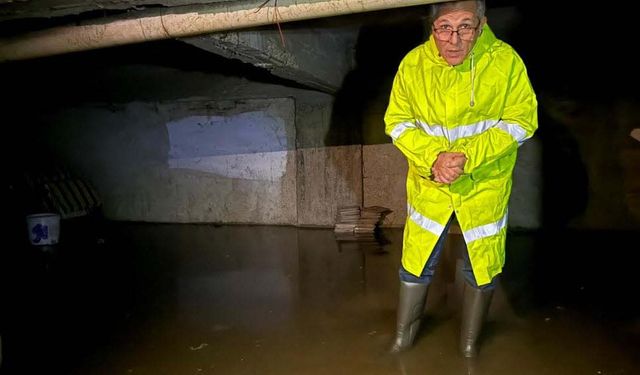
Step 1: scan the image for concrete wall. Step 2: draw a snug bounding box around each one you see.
[19,61,362,226]
[44,99,300,224]
[362,144,407,227]
[297,145,362,226]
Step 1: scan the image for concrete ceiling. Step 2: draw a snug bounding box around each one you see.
[0,0,439,92]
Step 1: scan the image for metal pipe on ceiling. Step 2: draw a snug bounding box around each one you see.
[0,0,440,62]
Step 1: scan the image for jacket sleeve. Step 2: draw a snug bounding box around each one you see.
[384,63,448,178]
[451,54,538,175]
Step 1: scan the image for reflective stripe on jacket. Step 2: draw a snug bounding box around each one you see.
[384,25,538,286]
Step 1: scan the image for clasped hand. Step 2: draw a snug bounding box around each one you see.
[432,152,467,184]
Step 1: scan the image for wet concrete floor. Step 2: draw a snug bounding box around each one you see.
[2,222,639,374]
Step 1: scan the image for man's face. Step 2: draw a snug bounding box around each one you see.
[432,1,486,66]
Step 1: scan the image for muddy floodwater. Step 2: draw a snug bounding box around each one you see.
[2,223,638,374]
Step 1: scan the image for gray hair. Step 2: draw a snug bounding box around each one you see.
[429,0,486,23]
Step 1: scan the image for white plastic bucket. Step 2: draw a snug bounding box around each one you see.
[26,213,61,246]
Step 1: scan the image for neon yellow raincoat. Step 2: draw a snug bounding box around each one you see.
[384,25,538,286]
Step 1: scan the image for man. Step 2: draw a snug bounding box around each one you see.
[384,0,538,357]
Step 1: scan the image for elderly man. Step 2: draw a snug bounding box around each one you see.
[385,0,538,357]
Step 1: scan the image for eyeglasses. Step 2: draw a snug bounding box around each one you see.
[432,24,479,42]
